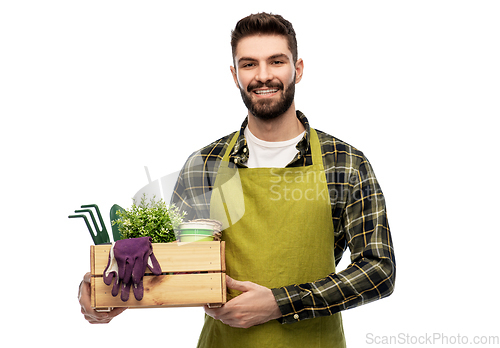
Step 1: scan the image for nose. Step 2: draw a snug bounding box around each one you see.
[255,64,273,83]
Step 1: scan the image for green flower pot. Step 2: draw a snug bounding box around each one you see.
[177,222,216,242]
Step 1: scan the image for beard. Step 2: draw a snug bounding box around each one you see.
[239,77,295,121]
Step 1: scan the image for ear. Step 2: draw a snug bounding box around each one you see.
[294,58,304,84]
[230,66,240,89]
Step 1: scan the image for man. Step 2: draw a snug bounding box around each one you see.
[79,13,395,348]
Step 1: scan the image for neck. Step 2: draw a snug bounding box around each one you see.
[247,103,304,142]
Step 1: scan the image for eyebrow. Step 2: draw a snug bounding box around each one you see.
[238,53,290,64]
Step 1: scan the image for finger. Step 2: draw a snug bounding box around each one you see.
[225,275,250,292]
[79,274,113,323]
[204,304,224,320]
[82,305,126,323]
[133,279,144,301]
[81,304,109,321]
[78,273,91,301]
[132,254,146,284]
[92,307,127,320]
[79,278,91,302]
[204,304,215,316]
[84,312,112,324]
[79,272,127,324]
[121,281,131,302]
[204,304,239,327]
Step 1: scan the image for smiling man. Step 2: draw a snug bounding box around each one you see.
[78,12,395,348]
[232,34,300,124]
[172,13,396,348]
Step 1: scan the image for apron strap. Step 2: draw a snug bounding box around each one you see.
[222,132,240,163]
[309,128,323,167]
[222,128,323,167]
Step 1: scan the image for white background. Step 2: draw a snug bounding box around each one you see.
[1,1,499,347]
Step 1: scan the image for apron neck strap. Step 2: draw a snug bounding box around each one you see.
[222,131,240,163]
[309,128,322,166]
[222,128,323,166]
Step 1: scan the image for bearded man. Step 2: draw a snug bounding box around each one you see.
[79,13,396,348]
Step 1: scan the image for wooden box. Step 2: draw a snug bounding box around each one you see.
[90,241,226,310]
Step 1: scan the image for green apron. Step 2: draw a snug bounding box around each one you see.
[198,128,346,348]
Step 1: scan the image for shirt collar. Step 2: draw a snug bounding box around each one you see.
[229,110,311,166]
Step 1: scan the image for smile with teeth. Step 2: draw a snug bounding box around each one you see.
[253,88,279,95]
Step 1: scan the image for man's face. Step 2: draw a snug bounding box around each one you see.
[231,35,303,120]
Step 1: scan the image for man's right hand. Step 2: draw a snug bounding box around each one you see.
[79,272,127,324]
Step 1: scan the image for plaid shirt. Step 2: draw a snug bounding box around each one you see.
[172,111,395,324]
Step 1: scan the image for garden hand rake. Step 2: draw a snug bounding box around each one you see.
[68,204,110,245]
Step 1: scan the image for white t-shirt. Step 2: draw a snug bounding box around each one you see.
[244,127,306,168]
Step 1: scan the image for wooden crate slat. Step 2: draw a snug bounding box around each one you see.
[92,241,222,274]
[92,273,224,308]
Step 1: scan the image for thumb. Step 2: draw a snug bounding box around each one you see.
[226,275,251,292]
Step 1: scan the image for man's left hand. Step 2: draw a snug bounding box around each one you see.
[204,275,282,329]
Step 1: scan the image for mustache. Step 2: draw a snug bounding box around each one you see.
[246,81,284,93]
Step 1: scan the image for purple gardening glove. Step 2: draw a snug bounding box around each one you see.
[103,237,162,301]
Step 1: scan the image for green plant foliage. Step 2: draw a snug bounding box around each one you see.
[112,195,186,243]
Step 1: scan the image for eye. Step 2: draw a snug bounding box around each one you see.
[271,60,284,65]
[240,62,256,69]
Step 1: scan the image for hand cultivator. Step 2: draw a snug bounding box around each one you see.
[69,204,124,244]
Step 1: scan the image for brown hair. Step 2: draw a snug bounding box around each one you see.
[231,12,298,65]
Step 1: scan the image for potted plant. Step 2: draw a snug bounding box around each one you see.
[112,194,186,243]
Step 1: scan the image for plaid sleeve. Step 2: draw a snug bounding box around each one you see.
[272,136,396,324]
[171,134,234,220]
